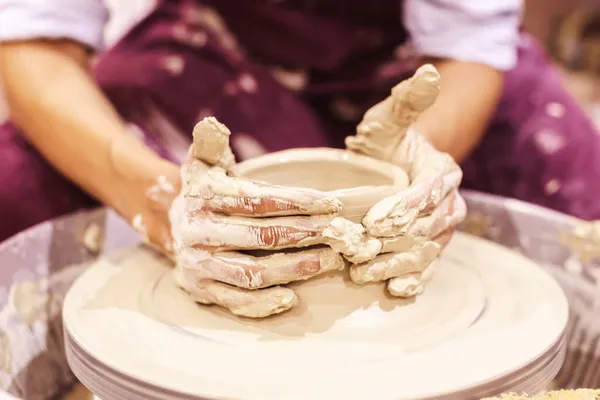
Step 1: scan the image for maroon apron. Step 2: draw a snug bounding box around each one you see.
[1,0,600,242]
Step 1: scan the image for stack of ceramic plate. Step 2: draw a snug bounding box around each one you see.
[63,233,568,400]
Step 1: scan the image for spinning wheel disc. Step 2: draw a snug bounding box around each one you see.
[63,233,568,400]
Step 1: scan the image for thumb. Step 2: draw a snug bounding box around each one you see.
[349,64,441,162]
[191,117,236,169]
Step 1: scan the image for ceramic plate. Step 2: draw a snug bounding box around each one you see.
[63,233,568,400]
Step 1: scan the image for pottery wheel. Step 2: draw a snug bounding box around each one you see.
[63,233,568,400]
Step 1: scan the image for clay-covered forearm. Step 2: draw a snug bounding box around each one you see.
[0,40,175,220]
[412,59,503,163]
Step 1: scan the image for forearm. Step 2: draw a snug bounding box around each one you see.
[0,40,176,220]
[412,59,504,163]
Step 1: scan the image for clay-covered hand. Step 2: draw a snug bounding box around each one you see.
[345,64,467,297]
[170,117,378,318]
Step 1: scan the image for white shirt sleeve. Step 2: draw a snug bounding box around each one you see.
[0,0,109,51]
[403,0,523,71]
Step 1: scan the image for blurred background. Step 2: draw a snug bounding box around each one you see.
[525,0,600,129]
[1,0,600,128]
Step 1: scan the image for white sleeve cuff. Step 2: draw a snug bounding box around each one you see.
[404,0,523,71]
[0,0,109,51]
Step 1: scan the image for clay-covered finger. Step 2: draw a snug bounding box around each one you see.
[180,211,381,263]
[379,235,423,254]
[322,217,382,263]
[362,172,460,237]
[176,246,345,289]
[175,270,297,318]
[390,64,441,115]
[433,227,455,249]
[386,259,439,298]
[363,159,462,238]
[191,116,235,168]
[185,117,342,217]
[179,211,334,250]
[362,129,462,237]
[385,229,453,297]
[406,189,466,239]
[185,167,342,217]
[348,65,441,161]
[349,239,441,284]
[400,190,466,240]
[400,132,462,214]
[377,223,455,254]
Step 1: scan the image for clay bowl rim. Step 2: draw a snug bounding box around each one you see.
[231,147,409,199]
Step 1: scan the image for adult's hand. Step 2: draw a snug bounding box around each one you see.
[127,151,181,256]
[346,65,467,297]
[170,117,380,318]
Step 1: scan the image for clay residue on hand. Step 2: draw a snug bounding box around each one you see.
[386,260,438,298]
[146,174,178,209]
[346,64,440,162]
[322,217,382,264]
[192,116,235,169]
[177,246,345,290]
[349,239,439,285]
[175,268,298,319]
[186,167,342,217]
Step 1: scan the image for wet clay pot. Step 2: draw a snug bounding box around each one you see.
[231,148,410,223]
